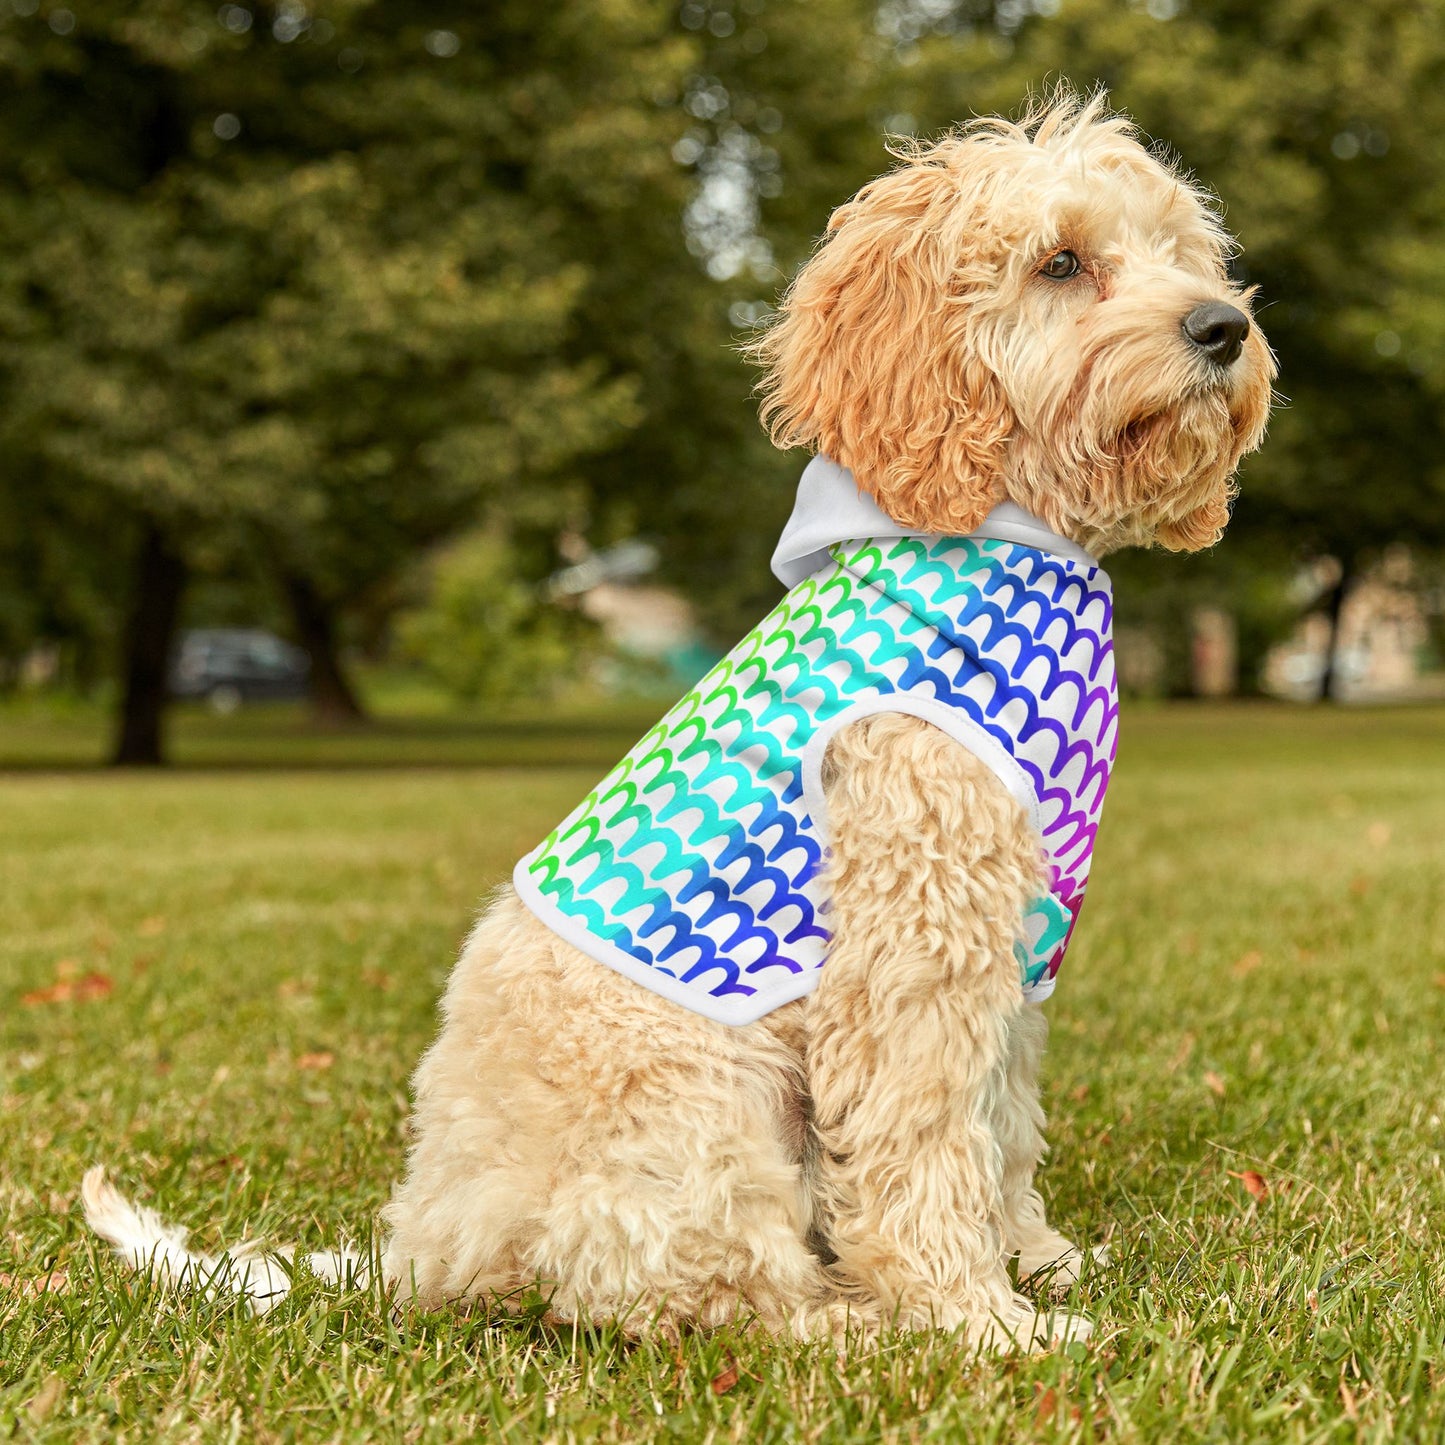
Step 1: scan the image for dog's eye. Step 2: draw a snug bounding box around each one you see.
[1040,250,1081,280]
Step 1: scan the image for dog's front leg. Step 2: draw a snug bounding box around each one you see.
[994,1004,1099,1289]
[806,713,1088,1349]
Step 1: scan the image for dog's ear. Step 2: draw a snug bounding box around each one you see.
[751,152,1013,534]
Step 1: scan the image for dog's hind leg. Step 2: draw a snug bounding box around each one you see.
[521,1000,834,1338]
[383,892,832,1337]
[804,713,1090,1350]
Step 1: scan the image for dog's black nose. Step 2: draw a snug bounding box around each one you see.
[1182,302,1250,367]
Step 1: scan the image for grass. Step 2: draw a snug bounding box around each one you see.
[2,700,1444,1442]
[0,683,665,771]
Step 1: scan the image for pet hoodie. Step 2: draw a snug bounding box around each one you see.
[513,456,1119,1027]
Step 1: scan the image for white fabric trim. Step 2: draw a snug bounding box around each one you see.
[516,843,1052,1020]
[771,457,916,586]
[512,858,820,1025]
[771,455,1096,587]
[798,694,1044,843]
[971,502,1097,566]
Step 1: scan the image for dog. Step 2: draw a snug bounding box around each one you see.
[85,90,1273,1351]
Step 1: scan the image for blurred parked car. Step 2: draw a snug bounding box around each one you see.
[170,629,310,712]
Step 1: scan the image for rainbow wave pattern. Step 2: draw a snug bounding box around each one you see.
[514,535,1117,1026]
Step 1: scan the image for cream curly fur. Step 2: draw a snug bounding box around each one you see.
[751,94,1273,553]
[85,90,1274,1352]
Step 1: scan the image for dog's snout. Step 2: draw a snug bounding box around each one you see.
[1182,302,1250,367]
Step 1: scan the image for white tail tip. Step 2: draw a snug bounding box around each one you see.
[81,1166,368,1315]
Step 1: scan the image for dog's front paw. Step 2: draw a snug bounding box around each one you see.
[1017,1240,1110,1293]
[972,1295,1093,1353]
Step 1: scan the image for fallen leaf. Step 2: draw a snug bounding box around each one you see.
[1204,1071,1227,1098]
[361,969,394,992]
[1349,875,1372,898]
[1228,1169,1268,1201]
[138,915,167,937]
[1232,950,1263,977]
[711,1357,740,1396]
[0,1268,70,1299]
[1070,1083,1090,1103]
[21,972,113,1006]
[295,1051,334,1071]
[1433,974,1445,990]
[21,983,68,1006]
[1034,1386,1058,1425]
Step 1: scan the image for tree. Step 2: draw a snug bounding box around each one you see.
[0,1,698,759]
[20,0,1439,729]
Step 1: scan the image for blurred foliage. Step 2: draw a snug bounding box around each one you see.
[587,0,890,636]
[395,531,594,705]
[1108,542,1303,694]
[2,0,1444,730]
[0,1,678,625]
[0,0,890,731]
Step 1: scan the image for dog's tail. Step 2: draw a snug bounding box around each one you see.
[81,1165,368,1315]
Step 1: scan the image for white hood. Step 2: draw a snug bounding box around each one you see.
[771,456,1097,587]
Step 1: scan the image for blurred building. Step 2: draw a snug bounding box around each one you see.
[548,540,717,691]
[1262,548,1441,701]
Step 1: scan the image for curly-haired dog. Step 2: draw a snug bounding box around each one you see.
[85,92,1273,1350]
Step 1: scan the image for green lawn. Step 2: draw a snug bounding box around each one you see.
[2,702,1444,1442]
[0,688,665,771]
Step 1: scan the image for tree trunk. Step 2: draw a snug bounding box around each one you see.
[112,524,187,766]
[281,571,366,725]
[1317,555,1355,703]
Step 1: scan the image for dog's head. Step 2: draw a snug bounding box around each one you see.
[752,90,1275,554]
